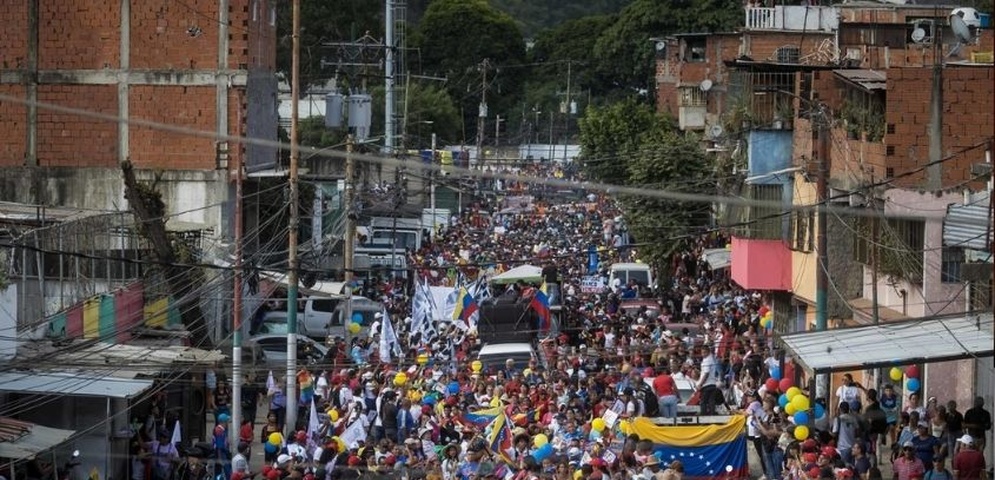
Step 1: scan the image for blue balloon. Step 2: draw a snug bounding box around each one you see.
[264,442,277,454]
[779,394,790,408]
[423,395,437,406]
[533,443,554,461]
[907,378,921,392]
[771,367,782,381]
[589,429,602,441]
[794,411,810,425]
[814,403,826,419]
[448,381,460,395]
[352,312,364,324]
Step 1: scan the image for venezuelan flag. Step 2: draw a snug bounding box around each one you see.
[627,415,749,479]
[452,287,479,325]
[460,405,504,428]
[486,414,515,463]
[530,284,551,333]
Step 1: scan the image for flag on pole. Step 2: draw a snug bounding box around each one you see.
[485,414,515,464]
[306,399,320,451]
[379,307,402,363]
[266,370,277,395]
[170,419,182,447]
[530,283,551,333]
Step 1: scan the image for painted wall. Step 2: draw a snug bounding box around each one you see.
[731,237,792,290]
[791,176,818,304]
[748,130,794,180]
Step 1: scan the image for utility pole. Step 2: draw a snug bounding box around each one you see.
[476,59,490,167]
[430,132,437,233]
[563,61,572,162]
[815,104,831,399]
[343,136,355,345]
[384,0,395,154]
[230,131,244,448]
[926,24,943,191]
[494,115,502,148]
[284,0,301,435]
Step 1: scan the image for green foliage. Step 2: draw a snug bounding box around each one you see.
[592,0,742,100]
[579,100,715,268]
[577,99,660,184]
[276,0,384,88]
[370,82,462,149]
[491,0,631,38]
[413,0,527,141]
[529,15,616,100]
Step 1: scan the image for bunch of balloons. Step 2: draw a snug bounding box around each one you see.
[889,365,921,392]
[264,432,283,454]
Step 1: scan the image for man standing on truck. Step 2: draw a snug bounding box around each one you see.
[697,344,723,415]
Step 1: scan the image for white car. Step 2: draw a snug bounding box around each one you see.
[476,343,537,373]
[644,373,712,416]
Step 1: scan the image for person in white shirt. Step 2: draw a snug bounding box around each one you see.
[231,443,250,474]
[835,373,864,414]
[697,347,723,415]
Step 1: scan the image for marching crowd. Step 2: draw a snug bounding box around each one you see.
[131,163,991,480]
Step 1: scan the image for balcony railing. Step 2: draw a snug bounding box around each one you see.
[744,5,839,32]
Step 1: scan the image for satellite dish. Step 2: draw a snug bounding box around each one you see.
[700,79,713,92]
[911,27,927,43]
[655,41,667,52]
[949,14,973,44]
[952,7,982,29]
[709,124,724,139]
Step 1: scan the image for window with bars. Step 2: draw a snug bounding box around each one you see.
[679,86,706,107]
[941,247,964,283]
[737,184,785,240]
[853,217,925,283]
[791,210,814,252]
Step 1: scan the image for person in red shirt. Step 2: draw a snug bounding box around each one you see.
[652,367,680,419]
[894,441,926,480]
[952,434,986,480]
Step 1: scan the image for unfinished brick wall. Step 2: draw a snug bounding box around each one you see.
[884,66,993,189]
[36,85,118,167]
[0,86,27,165]
[38,0,120,70]
[129,85,217,170]
[0,2,29,69]
[130,0,220,70]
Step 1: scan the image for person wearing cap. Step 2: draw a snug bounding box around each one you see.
[894,441,926,480]
[147,428,178,480]
[213,413,233,480]
[911,419,942,469]
[641,455,664,479]
[952,434,986,480]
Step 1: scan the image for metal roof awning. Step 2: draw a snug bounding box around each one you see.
[834,69,887,91]
[780,313,994,374]
[0,371,154,398]
[0,418,75,460]
[702,248,732,270]
[944,191,990,251]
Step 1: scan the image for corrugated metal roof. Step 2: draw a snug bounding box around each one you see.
[0,417,75,460]
[944,192,990,250]
[833,69,888,90]
[0,371,153,398]
[703,248,732,270]
[780,313,994,374]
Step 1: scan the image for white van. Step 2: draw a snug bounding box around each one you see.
[609,263,655,290]
[259,296,382,341]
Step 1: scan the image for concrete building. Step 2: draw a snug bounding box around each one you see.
[656,0,994,415]
[0,0,279,234]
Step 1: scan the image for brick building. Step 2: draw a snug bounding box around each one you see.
[0,0,278,234]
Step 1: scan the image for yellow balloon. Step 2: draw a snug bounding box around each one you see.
[471,360,483,373]
[348,322,361,334]
[332,436,346,452]
[785,403,798,415]
[268,432,283,445]
[786,387,802,400]
[791,395,811,412]
[328,409,339,422]
[890,367,903,382]
[533,434,549,448]
[417,353,429,365]
[591,418,606,432]
[574,470,583,480]
[794,425,810,441]
[394,372,408,386]
[619,421,631,435]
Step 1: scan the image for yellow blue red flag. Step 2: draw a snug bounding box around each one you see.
[627,415,749,478]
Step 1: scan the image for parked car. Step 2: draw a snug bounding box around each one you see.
[247,334,329,366]
[619,298,662,319]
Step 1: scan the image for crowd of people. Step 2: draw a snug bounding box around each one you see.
[130,163,991,480]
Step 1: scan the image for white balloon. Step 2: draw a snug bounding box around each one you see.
[725,465,734,473]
